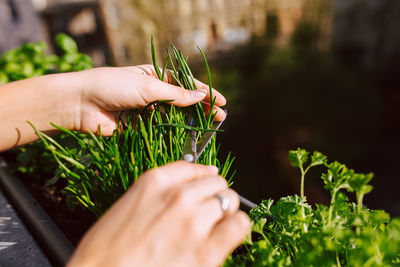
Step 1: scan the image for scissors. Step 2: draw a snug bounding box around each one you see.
[181,115,257,212]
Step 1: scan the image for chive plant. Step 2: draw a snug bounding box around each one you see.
[31,39,235,217]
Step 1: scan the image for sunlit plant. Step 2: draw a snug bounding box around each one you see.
[224,148,400,266]
[0,34,93,179]
[31,38,235,217]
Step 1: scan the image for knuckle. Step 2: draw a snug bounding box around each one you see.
[172,160,192,168]
[136,64,153,75]
[212,175,228,189]
[178,87,189,99]
[184,215,206,238]
[143,169,165,187]
[167,187,193,211]
[144,79,160,100]
[174,188,193,208]
[226,189,240,208]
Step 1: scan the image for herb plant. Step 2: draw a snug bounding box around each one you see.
[4,35,399,266]
[0,33,93,84]
[30,39,235,217]
[224,148,400,266]
[0,34,94,179]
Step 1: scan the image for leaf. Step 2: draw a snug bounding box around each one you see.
[0,71,8,84]
[253,218,267,234]
[288,148,309,168]
[310,151,327,167]
[348,173,374,194]
[151,36,163,80]
[44,174,61,187]
[55,33,78,54]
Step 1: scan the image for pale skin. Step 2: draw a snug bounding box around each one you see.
[0,65,251,266]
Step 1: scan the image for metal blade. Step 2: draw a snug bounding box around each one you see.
[181,129,197,163]
[194,119,224,162]
[181,116,197,163]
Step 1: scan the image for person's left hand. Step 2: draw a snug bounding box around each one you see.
[0,65,226,151]
[74,65,227,135]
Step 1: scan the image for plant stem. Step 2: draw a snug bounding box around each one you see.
[336,251,342,267]
[300,166,305,199]
[244,245,255,262]
[357,192,364,214]
[299,165,308,233]
[328,189,338,224]
[356,192,364,235]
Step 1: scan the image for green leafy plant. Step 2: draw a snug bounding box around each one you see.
[5,34,399,266]
[224,148,400,266]
[0,33,94,179]
[0,33,93,84]
[30,38,235,217]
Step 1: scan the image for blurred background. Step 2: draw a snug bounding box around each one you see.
[1,0,400,216]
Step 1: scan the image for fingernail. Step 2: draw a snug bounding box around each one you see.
[207,165,219,174]
[191,89,207,99]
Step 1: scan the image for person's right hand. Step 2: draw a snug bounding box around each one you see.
[67,161,251,267]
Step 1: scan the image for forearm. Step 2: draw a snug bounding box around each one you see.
[0,72,83,151]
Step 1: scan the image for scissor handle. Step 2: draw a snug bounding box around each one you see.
[239,195,256,212]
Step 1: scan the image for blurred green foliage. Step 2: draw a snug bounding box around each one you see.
[0,33,94,180]
[0,33,93,85]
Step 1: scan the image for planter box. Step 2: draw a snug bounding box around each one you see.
[0,156,74,267]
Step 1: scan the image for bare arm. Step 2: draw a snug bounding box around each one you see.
[0,72,82,151]
[0,65,226,151]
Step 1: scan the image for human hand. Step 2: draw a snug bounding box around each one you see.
[67,161,250,267]
[73,65,227,135]
[0,65,226,150]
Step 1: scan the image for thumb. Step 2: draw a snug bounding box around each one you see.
[144,78,208,107]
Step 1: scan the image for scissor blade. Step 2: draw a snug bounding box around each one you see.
[181,116,197,163]
[194,119,224,161]
[182,130,197,163]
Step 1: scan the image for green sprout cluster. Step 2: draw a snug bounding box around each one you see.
[30,38,235,217]
[224,148,400,267]
[0,33,93,84]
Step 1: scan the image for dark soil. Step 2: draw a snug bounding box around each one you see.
[1,151,96,246]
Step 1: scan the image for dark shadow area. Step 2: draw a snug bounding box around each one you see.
[193,3,400,216]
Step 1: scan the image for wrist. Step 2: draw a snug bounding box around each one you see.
[32,71,84,133]
[0,71,84,150]
[52,71,85,132]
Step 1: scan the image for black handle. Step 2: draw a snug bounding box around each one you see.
[239,195,256,213]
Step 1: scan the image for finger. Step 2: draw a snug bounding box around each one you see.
[193,78,226,106]
[205,188,240,218]
[142,77,209,107]
[134,64,173,83]
[142,161,219,189]
[125,165,222,233]
[188,188,239,238]
[131,65,226,107]
[96,162,220,228]
[205,211,251,266]
[202,102,227,121]
[165,175,228,213]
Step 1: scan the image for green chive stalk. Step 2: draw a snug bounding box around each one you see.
[31,39,235,217]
